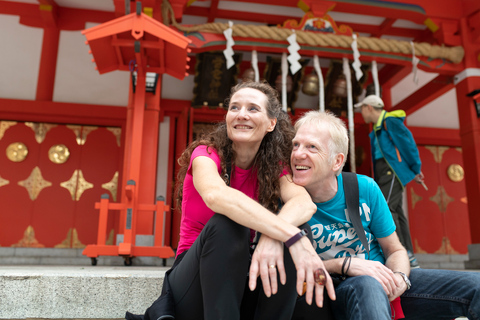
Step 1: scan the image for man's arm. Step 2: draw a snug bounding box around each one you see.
[386,118,422,175]
[377,232,411,300]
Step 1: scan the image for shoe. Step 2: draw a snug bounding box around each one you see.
[407,251,420,269]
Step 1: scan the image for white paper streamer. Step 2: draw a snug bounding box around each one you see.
[371,60,380,96]
[343,57,356,173]
[281,52,288,112]
[287,32,302,75]
[410,41,419,85]
[313,55,325,112]
[351,34,363,81]
[251,50,259,82]
[223,21,235,69]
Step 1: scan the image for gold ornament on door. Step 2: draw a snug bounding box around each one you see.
[6,142,28,162]
[48,144,70,164]
[447,164,464,182]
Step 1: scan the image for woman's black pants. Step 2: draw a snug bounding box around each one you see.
[168,214,300,320]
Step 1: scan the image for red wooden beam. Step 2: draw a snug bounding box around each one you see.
[0,98,126,126]
[370,18,396,38]
[379,64,412,88]
[392,74,455,113]
[38,1,59,28]
[207,0,219,23]
[409,126,461,146]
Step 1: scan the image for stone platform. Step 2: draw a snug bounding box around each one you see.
[0,265,167,319]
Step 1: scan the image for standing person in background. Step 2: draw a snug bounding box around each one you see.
[355,95,423,269]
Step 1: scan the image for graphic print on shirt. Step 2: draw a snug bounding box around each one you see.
[311,203,373,260]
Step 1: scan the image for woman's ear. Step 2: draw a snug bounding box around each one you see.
[268,118,277,132]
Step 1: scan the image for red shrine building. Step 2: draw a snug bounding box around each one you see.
[1,0,480,267]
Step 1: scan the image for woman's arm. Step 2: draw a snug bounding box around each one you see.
[193,156,336,306]
[193,156,300,241]
[277,174,317,225]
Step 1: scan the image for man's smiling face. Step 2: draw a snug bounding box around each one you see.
[290,123,334,193]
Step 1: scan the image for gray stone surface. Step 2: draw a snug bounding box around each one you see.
[0,266,167,319]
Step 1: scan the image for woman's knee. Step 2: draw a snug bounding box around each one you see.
[201,214,250,255]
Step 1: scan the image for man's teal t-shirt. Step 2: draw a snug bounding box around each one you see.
[308,173,396,264]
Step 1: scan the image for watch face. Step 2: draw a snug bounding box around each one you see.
[396,272,411,289]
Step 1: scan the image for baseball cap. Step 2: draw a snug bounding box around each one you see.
[354,95,384,109]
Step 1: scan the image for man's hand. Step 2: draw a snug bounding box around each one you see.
[414,172,425,184]
[249,235,286,297]
[348,258,406,301]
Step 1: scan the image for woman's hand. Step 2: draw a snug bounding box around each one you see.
[288,237,336,307]
[249,235,285,297]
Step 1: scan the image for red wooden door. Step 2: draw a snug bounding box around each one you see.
[407,146,471,254]
[0,121,123,248]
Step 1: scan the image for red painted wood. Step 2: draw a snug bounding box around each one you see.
[408,146,446,254]
[392,74,455,114]
[0,98,126,127]
[36,27,60,101]
[408,146,470,254]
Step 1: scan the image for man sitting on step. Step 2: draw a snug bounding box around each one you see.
[290,110,480,320]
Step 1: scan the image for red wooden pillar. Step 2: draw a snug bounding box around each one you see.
[456,18,480,268]
[171,107,189,248]
[36,27,60,101]
[137,77,162,234]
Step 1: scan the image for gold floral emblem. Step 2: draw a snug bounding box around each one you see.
[447,164,464,182]
[6,142,28,162]
[48,144,70,164]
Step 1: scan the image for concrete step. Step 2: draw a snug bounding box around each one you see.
[0,265,168,319]
[415,253,469,270]
[0,248,175,267]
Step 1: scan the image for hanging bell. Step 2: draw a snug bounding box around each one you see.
[242,68,255,82]
[275,74,293,93]
[333,74,347,98]
[302,72,319,96]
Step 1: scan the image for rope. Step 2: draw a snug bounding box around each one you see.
[162,0,464,64]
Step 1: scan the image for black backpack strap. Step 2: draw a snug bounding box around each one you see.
[342,172,370,255]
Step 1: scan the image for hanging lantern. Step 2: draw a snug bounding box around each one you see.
[242,68,255,82]
[302,71,319,96]
[275,74,293,93]
[333,74,347,98]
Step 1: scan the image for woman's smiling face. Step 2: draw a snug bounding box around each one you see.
[226,88,276,146]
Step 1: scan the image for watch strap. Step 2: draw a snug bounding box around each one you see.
[394,271,411,290]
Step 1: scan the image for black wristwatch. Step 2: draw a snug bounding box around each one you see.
[394,271,411,290]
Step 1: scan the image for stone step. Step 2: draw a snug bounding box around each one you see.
[0,248,174,267]
[415,253,469,270]
[0,265,167,319]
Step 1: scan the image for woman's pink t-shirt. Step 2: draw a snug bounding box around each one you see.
[177,145,261,256]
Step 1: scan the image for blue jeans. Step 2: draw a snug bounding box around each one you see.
[331,268,480,320]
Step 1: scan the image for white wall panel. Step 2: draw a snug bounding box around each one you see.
[53,24,129,106]
[0,15,42,100]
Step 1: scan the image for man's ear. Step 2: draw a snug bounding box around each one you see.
[332,153,345,171]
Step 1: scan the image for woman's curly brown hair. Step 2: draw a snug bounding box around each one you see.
[175,80,295,213]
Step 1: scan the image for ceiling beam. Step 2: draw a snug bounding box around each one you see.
[183,7,428,40]
[370,18,396,38]
[379,64,412,88]
[392,74,455,113]
[207,0,220,23]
